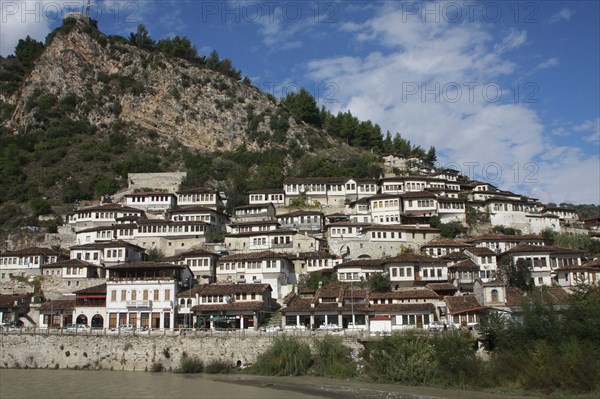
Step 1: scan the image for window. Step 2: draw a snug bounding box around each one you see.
[131,290,137,300]
[165,289,171,301]
[121,290,126,301]
[154,290,159,300]
[111,291,116,301]
[491,289,499,302]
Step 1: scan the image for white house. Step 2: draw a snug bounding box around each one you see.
[0,247,65,281]
[105,262,193,330]
[247,189,285,206]
[216,251,296,301]
[175,187,226,212]
[124,192,177,212]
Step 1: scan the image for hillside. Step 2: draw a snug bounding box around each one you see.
[0,15,390,234]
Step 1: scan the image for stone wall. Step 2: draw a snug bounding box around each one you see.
[0,333,364,371]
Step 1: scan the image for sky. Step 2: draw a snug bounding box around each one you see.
[1,0,599,205]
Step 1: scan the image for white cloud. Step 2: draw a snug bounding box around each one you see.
[305,4,598,203]
[494,28,527,54]
[574,117,600,133]
[537,57,559,70]
[0,0,54,56]
[547,8,574,24]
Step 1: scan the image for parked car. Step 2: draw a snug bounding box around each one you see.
[65,323,89,333]
[263,325,282,333]
[283,325,307,331]
[467,322,480,330]
[428,321,449,331]
[319,323,341,331]
[1,320,23,330]
[111,324,135,333]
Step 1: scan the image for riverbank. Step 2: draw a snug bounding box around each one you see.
[0,369,546,399]
[214,374,547,399]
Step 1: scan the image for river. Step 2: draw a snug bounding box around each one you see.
[0,369,541,399]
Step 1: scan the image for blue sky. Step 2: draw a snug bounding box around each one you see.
[1,1,599,204]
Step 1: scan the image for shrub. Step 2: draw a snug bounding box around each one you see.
[362,332,437,384]
[251,336,312,376]
[311,336,356,379]
[150,362,163,372]
[175,352,203,373]
[431,331,481,388]
[204,360,233,374]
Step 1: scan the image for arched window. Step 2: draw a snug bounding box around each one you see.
[491,289,499,302]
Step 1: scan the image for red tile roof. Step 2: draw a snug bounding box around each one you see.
[444,295,485,314]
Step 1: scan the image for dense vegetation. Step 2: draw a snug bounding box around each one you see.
[249,285,600,395]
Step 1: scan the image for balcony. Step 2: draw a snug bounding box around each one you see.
[126,300,151,308]
[271,243,293,249]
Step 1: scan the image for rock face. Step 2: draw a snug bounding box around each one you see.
[4,16,317,152]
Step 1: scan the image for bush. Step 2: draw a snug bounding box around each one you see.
[204,360,233,374]
[362,332,437,384]
[150,362,163,372]
[175,352,203,373]
[311,336,356,379]
[431,332,481,388]
[251,336,312,376]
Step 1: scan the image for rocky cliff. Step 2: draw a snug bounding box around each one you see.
[2,15,324,152]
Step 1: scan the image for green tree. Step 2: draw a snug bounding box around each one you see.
[30,198,51,216]
[282,88,322,127]
[128,24,155,50]
[367,272,391,292]
[425,146,437,163]
[498,258,533,292]
[156,36,198,61]
[14,36,45,69]
[146,248,165,262]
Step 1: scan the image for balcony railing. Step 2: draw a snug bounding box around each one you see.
[126,300,151,308]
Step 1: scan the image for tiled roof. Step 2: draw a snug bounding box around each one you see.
[247,188,284,194]
[448,259,480,271]
[73,283,107,295]
[465,247,497,256]
[401,191,437,199]
[465,234,544,243]
[170,205,222,213]
[283,177,349,184]
[1,247,62,257]
[277,210,324,217]
[180,248,219,257]
[191,301,265,312]
[70,240,145,251]
[369,289,438,300]
[440,251,469,261]
[42,259,101,269]
[325,222,370,227]
[0,294,31,308]
[229,220,279,227]
[39,299,75,311]
[234,203,274,210]
[422,239,471,248]
[386,253,443,264]
[502,244,584,256]
[197,283,271,296]
[583,258,600,268]
[219,251,290,261]
[105,262,185,270]
[290,251,337,260]
[444,295,485,314]
[176,187,217,194]
[369,303,435,313]
[74,203,144,213]
[137,219,207,226]
[426,283,458,291]
[361,224,439,232]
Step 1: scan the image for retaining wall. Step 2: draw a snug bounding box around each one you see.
[0,333,363,372]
